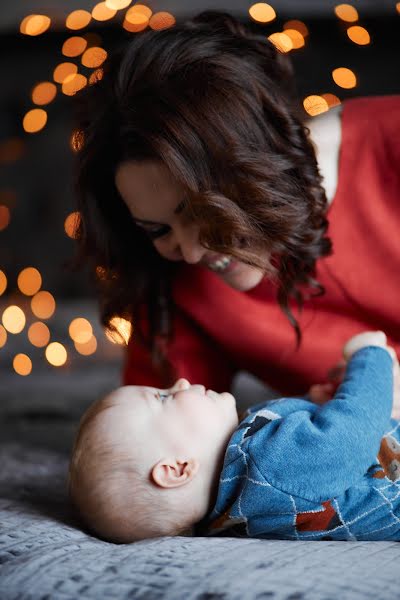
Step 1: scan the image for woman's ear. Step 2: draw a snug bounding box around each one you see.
[151,457,199,488]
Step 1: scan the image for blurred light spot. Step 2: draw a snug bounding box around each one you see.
[282,29,305,49]
[0,324,6,347]
[249,3,276,23]
[149,12,176,30]
[105,317,132,345]
[70,129,84,152]
[14,354,32,376]
[106,0,132,9]
[31,82,57,106]
[346,25,370,45]
[334,4,358,22]
[92,2,117,21]
[69,317,93,344]
[62,73,87,96]
[53,62,78,84]
[283,20,308,37]
[66,10,92,30]
[28,322,50,347]
[62,36,88,57]
[31,291,56,319]
[123,9,149,32]
[332,67,357,88]
[2,305,26,334]
[81,47,107,68]
[0,139,25,164]
[64,211,81,238]
[0,270,7,295]
[45,342,67,366]
[23,109,47,133]
[397,3,400,13]
[303,95,329,116]
[321,93,341,108]
[268,32,293,52]
[20,15,51,36]
[0,205,10,230]
[75,334,97,355]
[18,267,42,296]
[96,266,107,280]
[88,68,104,85]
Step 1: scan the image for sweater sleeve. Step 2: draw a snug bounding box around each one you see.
[249,346,394,501]
[122,306,237,392]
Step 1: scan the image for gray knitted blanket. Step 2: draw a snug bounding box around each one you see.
[1,441,400,600]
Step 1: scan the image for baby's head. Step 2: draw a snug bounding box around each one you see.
[68,378,238,543]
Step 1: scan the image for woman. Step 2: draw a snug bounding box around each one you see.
[73,10,400,396]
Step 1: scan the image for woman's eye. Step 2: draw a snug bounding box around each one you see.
[144,225,171,240]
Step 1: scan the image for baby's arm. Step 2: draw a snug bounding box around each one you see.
[252,332,395,501]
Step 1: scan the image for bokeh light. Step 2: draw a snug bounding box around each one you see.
[106,0,132,9]
[283,29,305,49]
[105,317,132,345]
[303,95,329,116]
[2,306,26,334]
[75,335,97,355]
[69,317,93,344]
[53,62,78,84]
[18,267,42,296]
[66,10,92,30]
[13,354,32,376]
[31,82,57,106]
[346,25,370,45]
[334,4,359,22]
[268,32,293,53]
[149,12,176,30]
[0,205,10,230]
[23,109,47,133]
[283,20,309,37]
[88,69,104,85]
[31,291,56,319]
[20,15,51,36]
[92,2,117,21]
[28,322,50,347]
[64,211,81,238]
[81,47,108,68]
[45,342,67,366]
[321,93,341,108]
[62,74,87,96]
[0,324,7,347]
[62,37,88,57]
[0,270,7,295]
[123,9,149,32]
[249,3,276,23]
[332,67,357,88]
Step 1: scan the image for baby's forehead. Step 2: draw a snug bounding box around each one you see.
[108,385,160,403]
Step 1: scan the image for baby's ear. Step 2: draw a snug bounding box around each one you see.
[151,458,199,488]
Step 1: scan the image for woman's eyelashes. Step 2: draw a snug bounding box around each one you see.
[144,224,171,240]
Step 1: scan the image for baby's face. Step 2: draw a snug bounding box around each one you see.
[100,379,239,467]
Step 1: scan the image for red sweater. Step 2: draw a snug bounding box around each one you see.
[123,95,400,395]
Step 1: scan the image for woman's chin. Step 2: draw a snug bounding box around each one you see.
[221,266,265,292]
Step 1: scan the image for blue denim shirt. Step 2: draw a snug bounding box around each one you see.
[198,346,400,541]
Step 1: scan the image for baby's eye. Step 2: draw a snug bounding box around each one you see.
[157,392,171,403]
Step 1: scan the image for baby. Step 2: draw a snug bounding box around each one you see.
[69,331,400,543]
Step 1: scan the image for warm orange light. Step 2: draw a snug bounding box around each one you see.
[75,335,97,355]
[128,4,152,18]
[31,291,56,319]
[45,342,67,366]
[2,305,26,334]
[18,267,42,296]
[346,25,370,45]
[62,36,88,57]
[123,10,149,32]
[70,130,84,152]
[53,62,78,84]
[92,2,117,21]
[334,4,358,22]
[0,205,10,230]
[66,10,92,30]
[397,3,400,14]
[88,69,104,85]
[282,29,305,49]
[0,324,6,347]
[20,15,51,36]
[303,95,329,117]
[81,47,108,68]
[321,93,341,108]
[0,270,7,295]
[106,0,132,9]
[62,74,87,96]
[249,3,276,23]
[283,20,308,37]
[28,322,50,347]
[64,211,81,238]
[14,354,32,376]
[149,12,176,30]
[31,82,57,106]
[105,317,132,345]
[332,67,357,89]
[23,109,47,133]
[268,32,293,52]
[69,317,93,344]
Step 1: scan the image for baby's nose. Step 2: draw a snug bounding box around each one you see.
[172,378,191,391]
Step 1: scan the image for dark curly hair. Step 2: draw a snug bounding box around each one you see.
[72,10,332,382]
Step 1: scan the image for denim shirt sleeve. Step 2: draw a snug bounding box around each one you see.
[248,346,394,501]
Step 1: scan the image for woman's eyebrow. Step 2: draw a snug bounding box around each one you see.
[133,200,185,225]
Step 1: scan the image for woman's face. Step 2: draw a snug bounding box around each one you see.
[115,159,265,292]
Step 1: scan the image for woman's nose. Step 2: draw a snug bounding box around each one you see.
[173,224,205,264]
